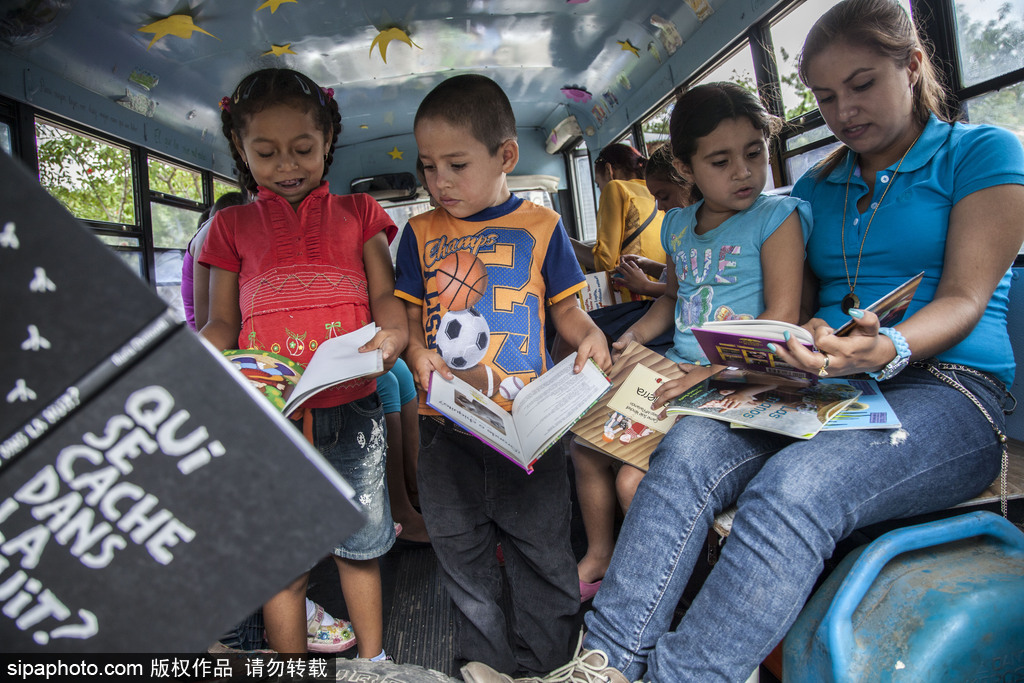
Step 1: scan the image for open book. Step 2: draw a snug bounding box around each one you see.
[692,272,924,380]
[570,341,685,471]
[426,353,611,473]
[224,323,383,417]
[281,323,383,416]
[666,368,862,439]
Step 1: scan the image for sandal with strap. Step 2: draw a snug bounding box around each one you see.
[306,602,356,653]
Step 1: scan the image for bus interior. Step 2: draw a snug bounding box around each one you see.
[1,0,1023,676]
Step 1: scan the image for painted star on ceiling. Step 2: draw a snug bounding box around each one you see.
[370,27,421,63]
[618,39,640,58]
[138,15,219,50]
[263,43,296,56]
[388,146,403,160]
[257,0,298,13]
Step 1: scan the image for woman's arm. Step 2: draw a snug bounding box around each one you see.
[200,266,241,351]
[570,237,597,271]
[780,183,1024,377]
[757,211,805,324]
[361,231,409,370]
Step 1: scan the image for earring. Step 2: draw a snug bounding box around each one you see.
[323,154,328,161]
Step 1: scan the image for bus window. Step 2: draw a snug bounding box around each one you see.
[569,140,598,243]
[0,122,10,156]
[35,119,136,226]
[953,0,1024,88]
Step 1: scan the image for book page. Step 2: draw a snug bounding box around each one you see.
[668,370,861,439]
[606,363,676,434]
[513,353,611,462]
[426,371,523,464]
[570,342,685,471]
[696,319,813,344]
[283,323,383,416]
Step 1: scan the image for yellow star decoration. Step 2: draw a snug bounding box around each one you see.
[263,43,296,56]
[256,0,298,13]
[370,27,421,64]
[138,15,220,51]
[388,146,403,160]
[618,39,640,58]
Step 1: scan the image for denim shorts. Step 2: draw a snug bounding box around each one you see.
[308,393,394,560]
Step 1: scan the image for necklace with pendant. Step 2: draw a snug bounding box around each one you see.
[839,132,922,314]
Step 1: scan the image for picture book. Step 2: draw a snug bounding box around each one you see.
[281,323,383,417]
[691,272,924,381]
[571,342,688,471]
[665,368,862,439]
[819,377,901,430]
[833,271,924,336]
[578,270,631,311]
[426,353,611,473]
[692,320,816,381]
[222,349,304,412]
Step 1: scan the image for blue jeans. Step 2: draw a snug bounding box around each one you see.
[583,364,1006,682]
[417,417,579,675]
[310,394,395,560]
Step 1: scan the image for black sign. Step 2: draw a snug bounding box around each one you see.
[0,154,364,651]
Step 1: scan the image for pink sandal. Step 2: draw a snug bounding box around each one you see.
[306,602,356,653]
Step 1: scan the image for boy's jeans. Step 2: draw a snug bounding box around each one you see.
[417,416,578,675]
[584,365,1005,682]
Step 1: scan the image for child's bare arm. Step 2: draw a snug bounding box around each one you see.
[549,296,611,372]
[758,211,805,324]
[200,266,242,351]
[611,257,678,361]
[361,232,409,369]
[403,300,453,393]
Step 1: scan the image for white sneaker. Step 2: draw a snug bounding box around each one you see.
[461,631,631,683]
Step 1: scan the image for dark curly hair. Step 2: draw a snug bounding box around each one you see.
[669,83,780,201]
[220,68,341,194]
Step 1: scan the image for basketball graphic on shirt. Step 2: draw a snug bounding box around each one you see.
[435,251,489,311]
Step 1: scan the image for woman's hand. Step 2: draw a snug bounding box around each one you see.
[771,310,895,378]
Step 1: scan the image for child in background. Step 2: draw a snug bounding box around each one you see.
[199,68,407,658]
[182,191,245,331]
[395,74,611,676]
[571,82,811,605]
[378,357,429,544]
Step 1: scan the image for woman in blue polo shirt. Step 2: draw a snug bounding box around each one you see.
[460,0,1024,681]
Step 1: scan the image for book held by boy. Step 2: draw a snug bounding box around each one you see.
[666,368,863,439]
[691,272,924,380]
[426,353,611,473]
[570,341,686,471]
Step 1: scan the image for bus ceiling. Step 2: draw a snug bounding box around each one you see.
[0,0,781,188]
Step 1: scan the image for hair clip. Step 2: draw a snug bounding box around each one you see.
[321,87,334,101]
[219,96,231,112]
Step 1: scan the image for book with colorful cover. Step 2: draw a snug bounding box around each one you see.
[426,352,611,473]
[570,341,687,471]
[691,272,924,380]
[665,368,862,439]
[222,322,383,417]
[819,377,900,430]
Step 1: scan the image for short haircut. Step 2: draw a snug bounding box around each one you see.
[414,74,517,154]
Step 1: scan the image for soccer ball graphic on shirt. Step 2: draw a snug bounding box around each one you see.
[436,307,490,369]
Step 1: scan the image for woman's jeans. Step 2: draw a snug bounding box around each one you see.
[583,364,1006,682]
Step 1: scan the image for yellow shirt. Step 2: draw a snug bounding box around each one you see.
[592,178,667,273]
